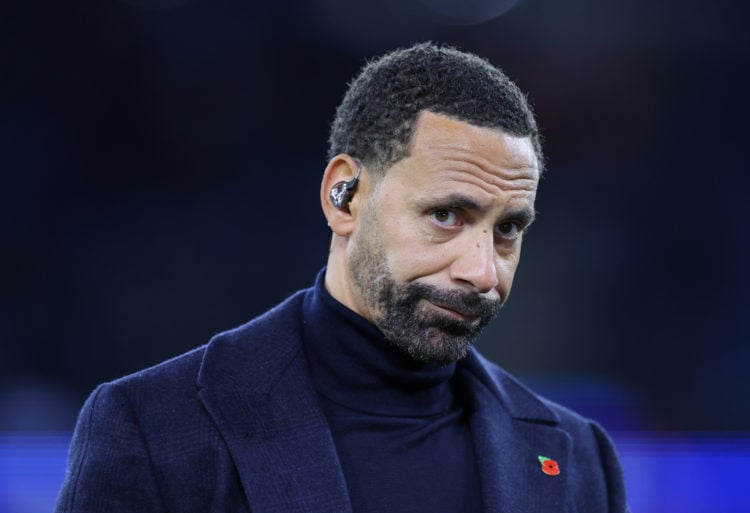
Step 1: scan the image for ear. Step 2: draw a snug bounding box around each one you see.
[320,154,366,237]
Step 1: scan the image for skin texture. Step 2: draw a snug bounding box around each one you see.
[321,111,540,365]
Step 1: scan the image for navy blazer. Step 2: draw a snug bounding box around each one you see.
[56,289,628,512]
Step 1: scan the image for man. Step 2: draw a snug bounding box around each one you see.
[56,43,628,512]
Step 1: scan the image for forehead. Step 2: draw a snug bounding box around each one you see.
[379,112,539,203]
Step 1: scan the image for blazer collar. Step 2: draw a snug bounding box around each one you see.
[197,288,572,513]
[197,290,352,513]
[460,351,573,512]
[460,350,560,424]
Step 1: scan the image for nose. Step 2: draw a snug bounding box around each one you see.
[449,231,500,294]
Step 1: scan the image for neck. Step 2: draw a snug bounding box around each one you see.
[303,269,456,417]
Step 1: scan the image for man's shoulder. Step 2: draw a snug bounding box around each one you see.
[466,351,622,470]
[102,288,309,398]
[465,351,596,429]
[467,352,627,510]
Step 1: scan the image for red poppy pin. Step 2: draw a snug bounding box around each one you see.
[538,455,561,476]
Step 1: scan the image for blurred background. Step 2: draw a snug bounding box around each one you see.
[1,0,748,511]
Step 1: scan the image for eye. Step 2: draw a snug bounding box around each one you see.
[496,221,521,239]
[430,209,460,227]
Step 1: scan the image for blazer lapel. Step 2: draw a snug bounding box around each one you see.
[460,352,572,513]
[197,293,352,513]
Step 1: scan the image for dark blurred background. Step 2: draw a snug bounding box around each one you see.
[2,0,749,439]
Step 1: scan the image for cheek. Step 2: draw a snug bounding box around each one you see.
[376,213,448,274]
[495,247,522,291]
[384,241,456,281]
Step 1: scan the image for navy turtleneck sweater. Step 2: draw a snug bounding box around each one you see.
[302,270,482,513]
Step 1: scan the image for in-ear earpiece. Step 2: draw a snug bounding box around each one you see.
[329,159,362,213]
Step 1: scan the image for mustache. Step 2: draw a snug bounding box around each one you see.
[405,282,502,318]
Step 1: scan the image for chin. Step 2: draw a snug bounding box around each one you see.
[397,329,475,366]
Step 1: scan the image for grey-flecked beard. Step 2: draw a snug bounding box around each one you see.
[348,217,502,366]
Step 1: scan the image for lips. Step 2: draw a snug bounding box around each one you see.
[426,300,481,321]
[407,281,502,326]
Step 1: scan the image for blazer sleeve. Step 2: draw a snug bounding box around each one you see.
[590,420,630,513]
[56,383,167,513]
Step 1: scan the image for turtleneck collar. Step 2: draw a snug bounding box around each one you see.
[301,268,457,417]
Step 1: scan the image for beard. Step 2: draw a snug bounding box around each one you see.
[348,215,502,366]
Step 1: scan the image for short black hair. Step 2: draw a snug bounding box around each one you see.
[328,42,544,175]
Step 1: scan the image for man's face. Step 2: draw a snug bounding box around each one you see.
[345,111,540,365]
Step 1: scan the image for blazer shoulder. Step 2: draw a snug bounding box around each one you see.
[468,350,611,429]
[468,352,628,511]
[106,287,309,397]
[198,289,308,394]
[110,344,207,390]
[210,289,307,343]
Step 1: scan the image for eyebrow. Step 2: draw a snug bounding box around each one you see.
[505,207,536,225]
[413,193,537,225]
[413,193,484,212]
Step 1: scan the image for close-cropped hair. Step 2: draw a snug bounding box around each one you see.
[328,42,544,176]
